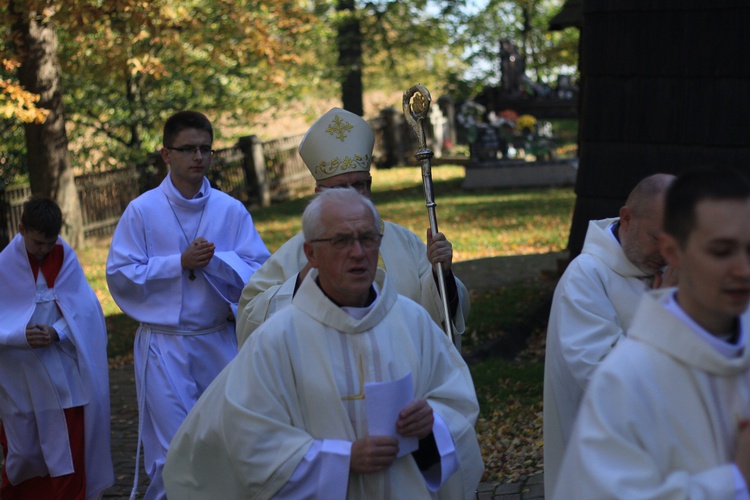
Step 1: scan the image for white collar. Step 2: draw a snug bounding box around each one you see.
[663,292,745,359]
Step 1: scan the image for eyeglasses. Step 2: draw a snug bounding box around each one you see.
[317,179,372,194]
[167,145,214,155]
[311,232,382,250]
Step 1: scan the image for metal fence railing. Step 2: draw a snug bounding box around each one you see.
[0,111,422,248]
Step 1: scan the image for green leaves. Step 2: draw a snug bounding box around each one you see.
[2,0,322,171]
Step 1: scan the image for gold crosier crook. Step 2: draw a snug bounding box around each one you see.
[402,84,459,350]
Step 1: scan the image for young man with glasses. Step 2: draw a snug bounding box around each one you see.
[236,107,470,348]
[165,188,484,498]
[106,110,270,499]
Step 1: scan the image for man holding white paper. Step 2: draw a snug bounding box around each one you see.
[164,188,484,499]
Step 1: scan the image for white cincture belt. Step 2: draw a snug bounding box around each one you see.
[129,319,228,498]
[138,322,227,336]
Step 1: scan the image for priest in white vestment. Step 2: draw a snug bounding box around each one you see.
[554,167,750,499]
[236,107,470,348]
[106,111,270,499]
[543,173,676,493]
[164,188,484,499]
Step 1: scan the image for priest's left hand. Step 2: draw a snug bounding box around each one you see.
[396,399,434,439]
[426,229,453,272]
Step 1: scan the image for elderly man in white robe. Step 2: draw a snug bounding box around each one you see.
[554,167,750,499]
[164,188,484,499]
[106,110,270,499]
[235,107,470,348]
[543,172,676,493]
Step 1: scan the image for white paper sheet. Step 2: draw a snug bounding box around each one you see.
[365,371,419,458]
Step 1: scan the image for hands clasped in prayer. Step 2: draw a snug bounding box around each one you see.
[25,324,59,348]
[181,237,215,275]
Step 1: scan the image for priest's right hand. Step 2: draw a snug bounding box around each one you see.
[181,237,215,271]
[350,436,398,474]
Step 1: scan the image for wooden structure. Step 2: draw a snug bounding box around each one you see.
[557,1,750,256]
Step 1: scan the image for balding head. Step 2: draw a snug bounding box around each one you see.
[619,173,676,275]
[624,173,676,219]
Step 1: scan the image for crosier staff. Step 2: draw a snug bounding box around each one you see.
[402,84,459,350]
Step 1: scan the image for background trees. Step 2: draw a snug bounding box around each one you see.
[1,0,577,245]
[7,1,84,246]
[447,0,579,91]
[2,0,317,244]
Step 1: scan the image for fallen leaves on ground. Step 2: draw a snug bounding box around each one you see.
[476,329,546,483]
[109,352,134,370]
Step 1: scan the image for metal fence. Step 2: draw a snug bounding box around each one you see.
[0,167,140,245]
[263,133,311,201]
[0,111,416,248]
[78,168,140,238]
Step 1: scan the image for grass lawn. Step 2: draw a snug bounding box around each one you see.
[77,164,574,482]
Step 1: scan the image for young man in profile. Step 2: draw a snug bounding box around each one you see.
[554,167,750,499]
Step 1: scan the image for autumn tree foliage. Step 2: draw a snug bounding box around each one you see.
[57,0,319,166]
[0,0,576,246]
[0,0,317,246]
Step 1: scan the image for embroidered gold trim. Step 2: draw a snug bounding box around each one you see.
[313,154,371,177]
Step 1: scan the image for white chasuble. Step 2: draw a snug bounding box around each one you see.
[165,269,484,499]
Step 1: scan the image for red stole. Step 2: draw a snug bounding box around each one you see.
[28,244,64,288]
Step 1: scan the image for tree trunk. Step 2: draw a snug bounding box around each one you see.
[336,0,364,116]
[11,2,84,248]
[126,68,142,149]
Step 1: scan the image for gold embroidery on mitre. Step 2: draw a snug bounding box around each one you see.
[325,115,354,141]
[313,153,371,177]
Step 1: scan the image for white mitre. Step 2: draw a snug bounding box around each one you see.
[299,107,375,181]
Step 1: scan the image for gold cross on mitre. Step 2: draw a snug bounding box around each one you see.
[326,115,354,141]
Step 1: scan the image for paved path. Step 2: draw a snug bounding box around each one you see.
[102,252,564,498]
[103,365,149,498]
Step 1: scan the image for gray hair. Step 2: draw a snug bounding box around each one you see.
[302,187,380,241]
